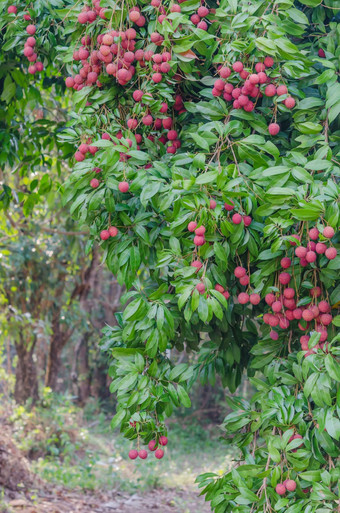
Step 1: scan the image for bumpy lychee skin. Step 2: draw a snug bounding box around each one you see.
[268,123,280,136]
[118,181,129,193]
[285,480,296,492]
[295,246,307,258]
[26,24,36,35]
[139,449,148,459]
[264,84,276,97]
[243,216,252,227]
[159,436,168,446]
[195,226,206,237]
[191,260,203,271]
[320,313,332,325]
[306,251,317,263]
[196,282,205,294]
[318,300,330,313]
[224,201,234,211]
[277,85,288,96]
[325,247,337,260]
[281,257,291,269]
[264,56,274,67]
[215,284,224,293]
[323,226,335,239]
[234,266,246,278]
[90,178,100,188]
[284,97,295,109]
[109,226,118,237]
[239,275,249,286]
[232,213,242,225]
[309,227,319,240]
[188,221,197,232]
[250,293,261,305]
[279,273,291,285]
[316,242,327,254]
[197,6,209,17]
[100,230,110,241]
[238,292,249,305]
[275,484,286,496]
[302,309,314,322]
[265,293,275,305]
[194,235,205,246]
[128,449,138,460]
[148,440,157,451]
[232,61,243,73]
[155,448,164,459]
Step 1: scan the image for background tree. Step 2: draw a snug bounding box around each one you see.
[58,0,340,511]
[1,0,340,511]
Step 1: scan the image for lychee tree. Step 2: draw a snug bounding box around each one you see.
[0,0,74,212]
[2,0,340,511]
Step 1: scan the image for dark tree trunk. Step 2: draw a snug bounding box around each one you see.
[14,345,39,404]
[77,334,91,405]
[71,334,91,405]
[44,336,63,390]
[44,250,100,390]
[92,362,110,401]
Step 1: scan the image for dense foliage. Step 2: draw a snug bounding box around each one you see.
[2,0,340,511]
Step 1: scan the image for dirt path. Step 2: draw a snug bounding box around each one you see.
[4,487,211,513]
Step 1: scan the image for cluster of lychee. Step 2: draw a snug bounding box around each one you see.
[187,202,252,249]
[73,131,134,196]
[150,1,212,31]
[212,58,294,135]
[234,267,260,305]
[189,5,211,31]
[128,436,168,461]
[275,479,297,495]
[77,0,107,24]
[24,23,44,75]
[74,139,99,162]
[290,226,337,263]
[188,221,206,247]
[7,5,44,75]
[100,226,119,241]
[67,4,185,157]
[263,225,337,348]
[66,6,173,91]
[129,91,182,154]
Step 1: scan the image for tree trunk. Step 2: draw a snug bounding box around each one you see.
[77,334,91,405]
[44,335,63,390]
[14,345,39,404]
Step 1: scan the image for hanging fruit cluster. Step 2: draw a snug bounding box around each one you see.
[263,224,337,351]
[128,435,168,460]
[7,4,44,74]
[213,59,295,134]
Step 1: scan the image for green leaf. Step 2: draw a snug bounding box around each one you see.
[191,133,210,151]
[111,409,126,430]
[118,372,138,391]
[1,75,16,104]
[177,384,191,407]
[332,315,340,327]
[325,355,340,382]
[255,37,277,55]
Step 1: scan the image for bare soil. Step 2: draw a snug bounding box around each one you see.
[0,428,210,513]
[3,487,210,513]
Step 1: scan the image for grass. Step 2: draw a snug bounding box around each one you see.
[6,392,235,494]
[32,418,234,493]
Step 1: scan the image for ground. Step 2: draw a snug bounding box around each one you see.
[0,399,233,513]
[4,488,212,513]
